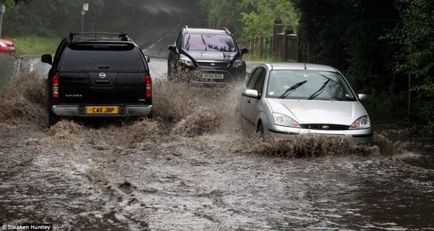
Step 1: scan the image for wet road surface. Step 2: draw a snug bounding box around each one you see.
[1,0,434,230]
[1,71,433,230]
[1,116,433,230]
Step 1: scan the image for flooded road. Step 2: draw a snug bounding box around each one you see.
[0,73,433,230]
[1,0,434,230]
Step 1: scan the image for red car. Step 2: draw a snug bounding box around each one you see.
[0,39,16,54]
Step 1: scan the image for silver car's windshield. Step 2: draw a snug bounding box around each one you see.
[267,70,356,101]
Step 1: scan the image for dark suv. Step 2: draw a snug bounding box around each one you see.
[168,26,248,84]
[41,33,153,126]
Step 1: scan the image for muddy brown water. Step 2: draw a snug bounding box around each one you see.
[0,73,433,230]
[6,1,432,229]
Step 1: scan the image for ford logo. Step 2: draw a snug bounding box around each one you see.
[210,63,216,66]
[322,125,330,130]
[99,72,107,79]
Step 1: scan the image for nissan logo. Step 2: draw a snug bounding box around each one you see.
[99,72,107,79]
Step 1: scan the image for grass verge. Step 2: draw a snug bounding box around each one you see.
[11,36,60,56]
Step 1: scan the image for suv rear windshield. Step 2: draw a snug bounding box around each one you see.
[59,44,145,72]
[183,33,236,52]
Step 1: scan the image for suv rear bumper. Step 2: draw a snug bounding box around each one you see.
[52,105,152,117]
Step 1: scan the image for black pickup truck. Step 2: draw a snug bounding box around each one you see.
[41,33,153,126]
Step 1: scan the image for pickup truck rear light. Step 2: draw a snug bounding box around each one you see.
[53,73,59,98]
[145,74,152,98]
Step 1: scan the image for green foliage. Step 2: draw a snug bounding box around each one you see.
[199,0,299,37]
[295,0,434,133]
[295,0,399,90]
[198,0,244,35]
[0,0,29,7]
[240,0,299,37]
[0,0,15,7]
[395,0,434,132]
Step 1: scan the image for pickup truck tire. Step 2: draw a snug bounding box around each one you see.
[48,110,60,127]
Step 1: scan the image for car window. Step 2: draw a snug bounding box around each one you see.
[267,70,356,101]
[247,68,262,89]
[59,46,145,72]
[183,33,236,52]
[253,68,266,95]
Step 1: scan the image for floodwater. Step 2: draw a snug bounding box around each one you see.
[0,72,433,230]
[1,0,433,229]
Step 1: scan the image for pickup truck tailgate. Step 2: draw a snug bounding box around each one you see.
[59,72,147,104]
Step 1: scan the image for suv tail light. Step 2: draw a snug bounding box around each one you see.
[145,74,152,98]
[53,73,59,98]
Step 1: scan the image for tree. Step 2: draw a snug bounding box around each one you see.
[394,0,434,131]
[0,0,29,7]
[240,0,299,37]
[295,0,434,132]
[199,0,299,37]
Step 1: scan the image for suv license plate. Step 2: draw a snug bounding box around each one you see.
[86,106,119,115]
[202,73,224,80]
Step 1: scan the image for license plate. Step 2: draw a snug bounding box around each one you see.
[202,73,224,80]
[86,106,119,115]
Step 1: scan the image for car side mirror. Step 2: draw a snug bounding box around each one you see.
[243,89,260,99]
[144,55,151,63]
[41,54,53,65]
[168,45,177,53]
[358,94,368,101]
[241,48,249,55]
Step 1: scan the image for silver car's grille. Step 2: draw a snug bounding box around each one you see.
[301,124,350,130]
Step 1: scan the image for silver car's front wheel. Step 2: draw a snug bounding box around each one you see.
[256,122,265,140]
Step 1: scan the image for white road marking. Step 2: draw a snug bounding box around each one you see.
[143,36,166,51]
[142,23,181,52]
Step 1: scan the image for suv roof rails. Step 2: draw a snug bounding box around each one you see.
[222,27,232,35]
[68,32,131,43]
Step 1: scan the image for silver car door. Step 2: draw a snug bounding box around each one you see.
[241,68,260,125]
[245,67,266,125]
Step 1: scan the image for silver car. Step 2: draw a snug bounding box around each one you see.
[240,63,373,144]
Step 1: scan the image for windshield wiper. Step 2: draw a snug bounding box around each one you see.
[279,80,308,99]
[308,79,331,100]
[200,35,208,51]
[185,35,191,50]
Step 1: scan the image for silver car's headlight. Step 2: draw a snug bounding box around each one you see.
[273,113,301,128]
[350,116,371,129]
[233,59,243,68]
[178,54,194,67]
